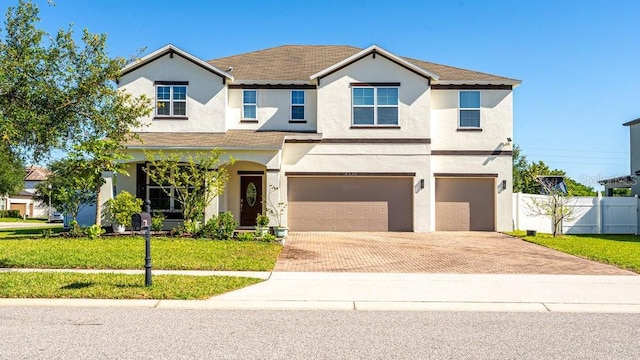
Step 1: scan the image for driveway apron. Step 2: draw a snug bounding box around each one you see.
[274,232,634,275]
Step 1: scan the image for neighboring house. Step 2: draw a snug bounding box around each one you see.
[599,117,640,196]
[102,44,520,232]
[2,166,51,218]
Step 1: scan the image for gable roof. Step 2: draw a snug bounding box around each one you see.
[24,166,49,181]
[208,45,520,85]
[121,44,233,80]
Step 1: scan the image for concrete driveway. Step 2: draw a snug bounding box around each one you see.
[274,232,635,275]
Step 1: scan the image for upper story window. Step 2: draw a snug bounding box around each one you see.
[291,90,305,120]
[155,84,187,117]
[459,91,481,128]
[243,90,257,119]
[352,87,398,126]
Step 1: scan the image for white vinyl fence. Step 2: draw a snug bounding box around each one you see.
[513,193,639,235]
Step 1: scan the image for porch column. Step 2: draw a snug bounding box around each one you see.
[204,196,219,222]
[265,169,281,227]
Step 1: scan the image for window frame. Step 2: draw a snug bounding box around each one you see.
[351,86,399,127]
[155,84,188,118]
[242,90,258,120]
[290,90,305,121]
[145,165,194,217]
[458,90,481,129]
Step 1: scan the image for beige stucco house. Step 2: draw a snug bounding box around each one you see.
[103,44,520,232]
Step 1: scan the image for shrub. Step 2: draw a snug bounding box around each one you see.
[151,213,165,232]
[41,228,53,238]
[236,232,255,241]
[0,209,20,218]
[199,212,237,240]
[86,224,105,240]
[256,214,269,228]
[182,219,201,235]
[105,191,143,227]
[260,233,277,243]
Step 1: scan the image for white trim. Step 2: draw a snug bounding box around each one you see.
[121,44,233,80]
[242,89,258,120]
[434,79,521,87]
[310,45,439,80]
[232,79,314,85]
[351,86,400,126]
[155,84,188,117]
[458,90,482,129]
[290,90,305,121]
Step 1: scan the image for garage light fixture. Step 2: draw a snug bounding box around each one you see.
[420,179,425,189]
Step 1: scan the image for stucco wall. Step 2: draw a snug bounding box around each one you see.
[227,88,317,132]
[282,143,431,232]
[118,54,227,133]
[317,54,430,139]
[431,90,512,150]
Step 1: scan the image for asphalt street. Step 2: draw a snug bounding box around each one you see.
[1,307,639,359]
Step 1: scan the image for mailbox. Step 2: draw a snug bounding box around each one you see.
[131,212,152,231]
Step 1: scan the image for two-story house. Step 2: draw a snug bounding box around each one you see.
[105,44,520,232]
[599,117,640,196]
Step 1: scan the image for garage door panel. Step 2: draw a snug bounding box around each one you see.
[288,177,412,231]
[436,178,495,231]
[289,202,388,231]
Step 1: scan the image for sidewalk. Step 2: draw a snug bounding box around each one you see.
[1,269,640,313]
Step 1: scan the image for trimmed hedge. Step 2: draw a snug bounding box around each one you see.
[0,210,21,218]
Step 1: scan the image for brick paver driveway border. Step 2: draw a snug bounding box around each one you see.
[274,232,635,275]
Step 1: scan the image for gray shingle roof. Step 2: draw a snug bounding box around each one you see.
[207,45,518,83]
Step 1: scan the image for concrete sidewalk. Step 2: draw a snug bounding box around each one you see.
[1,270,640,313]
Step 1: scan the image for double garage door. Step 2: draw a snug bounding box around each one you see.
[435,177,495,231]
[288,177,413,232]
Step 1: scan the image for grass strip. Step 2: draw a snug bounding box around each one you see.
[0,236,282,271]
[510,231,640,273]
[0,272,261,299]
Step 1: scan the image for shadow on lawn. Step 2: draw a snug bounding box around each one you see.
[572,234,640,243]
[60,282,94,290]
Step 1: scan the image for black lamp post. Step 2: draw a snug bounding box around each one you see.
[144,200,152,287]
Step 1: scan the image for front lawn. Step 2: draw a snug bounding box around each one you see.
[510,231,640,273]
[0,226,64,239]
[0,236,282,271]
[0,272,261,299]
[0,217,50,223]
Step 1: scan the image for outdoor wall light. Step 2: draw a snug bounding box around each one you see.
[420,179,425,189]
[502,179,507,190]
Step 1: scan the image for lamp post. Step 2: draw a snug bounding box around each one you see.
[144,200,152,287]
[47,183,52,221]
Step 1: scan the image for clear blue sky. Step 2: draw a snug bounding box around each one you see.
[23,0,640,190]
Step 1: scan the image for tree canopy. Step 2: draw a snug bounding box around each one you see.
[512,144,597,196]
[0,0,151,197]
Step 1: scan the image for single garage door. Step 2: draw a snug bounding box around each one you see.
[10,203,27,217]
[435,177,495,231]
[288,177,413,231]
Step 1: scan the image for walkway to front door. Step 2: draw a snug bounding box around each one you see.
[274,232,635,275]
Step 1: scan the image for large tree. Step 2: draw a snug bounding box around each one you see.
[0,146,23,196]
[0,0,151,196]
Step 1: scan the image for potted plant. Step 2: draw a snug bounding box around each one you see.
[266,185,288,238]
[105,191,143,233]
[256,213,270,235]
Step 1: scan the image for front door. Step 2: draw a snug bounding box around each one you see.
[240,176,262,226]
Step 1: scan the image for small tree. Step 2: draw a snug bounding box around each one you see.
[143,149,233,222]
[527,177,577,237]
[266,185,287,228]
[35,158,96,224]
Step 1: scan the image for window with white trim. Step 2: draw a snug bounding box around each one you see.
[146,166,195,216]
[291,90,305,120]
[459,91,481,128]
[243,90,257,119]
[352,87,398,126]
[156,85,187,117]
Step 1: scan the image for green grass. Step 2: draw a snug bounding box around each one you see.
[0,226,64,239]
[0,217,50,223]
[0,272,261,299]
[510,231,640,273]
[0,236,282,271]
